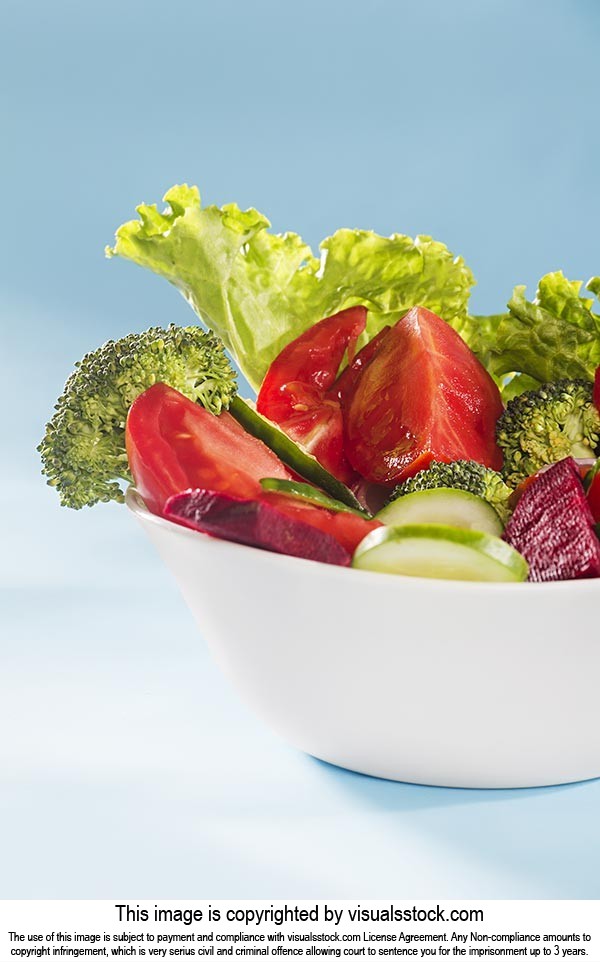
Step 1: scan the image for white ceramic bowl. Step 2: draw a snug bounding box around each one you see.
[127,488,600,789]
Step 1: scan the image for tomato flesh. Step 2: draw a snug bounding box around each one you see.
[260,491,380,555]
[256,306,367,482]
[587,472,600,523]
[334,327,391,407]
[126,383,292,515]
[341,307,504,485]
[125,382,375,557]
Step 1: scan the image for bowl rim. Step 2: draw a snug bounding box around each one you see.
[125,486,600,593]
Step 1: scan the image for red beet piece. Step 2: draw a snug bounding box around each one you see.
[164,489,352,567]
[503,457,600,582]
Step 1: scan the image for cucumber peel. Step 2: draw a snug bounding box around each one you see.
[376,487,503,536]
[229,396,363,511]
[353,524,528,582]
[260,478,372,517]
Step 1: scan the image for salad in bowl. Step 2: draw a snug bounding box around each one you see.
[40,184,600,585]
[37,185,600,786]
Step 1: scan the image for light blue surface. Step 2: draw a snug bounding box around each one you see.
[2,0,600,898]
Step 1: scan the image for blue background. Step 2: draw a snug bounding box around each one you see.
[2,0,600,897]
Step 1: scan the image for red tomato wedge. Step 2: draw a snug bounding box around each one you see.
[165,487,379,560]
[341,307,504,485]
[260,491,381,555]
[256,306,367,483]
[588,474,600,522]
[334,327,391,407]
[126,383,292,515]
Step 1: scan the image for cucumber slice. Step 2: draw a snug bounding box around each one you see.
[376,487,503,536]
[260,478,372,517]
[229,396,362,512]
[353,524,528,582]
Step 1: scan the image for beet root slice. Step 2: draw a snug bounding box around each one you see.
[503,457,600,582]
[164,488,352,567]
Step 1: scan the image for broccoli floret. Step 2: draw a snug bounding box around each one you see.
[39,324,237,509]
[496,379,600,487]
[389,460,513,523]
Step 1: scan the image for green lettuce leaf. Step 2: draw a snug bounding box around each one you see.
[455,273,600,400]
[492,271,600,383]
[316,230,474,341]
[107,184,475,389]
